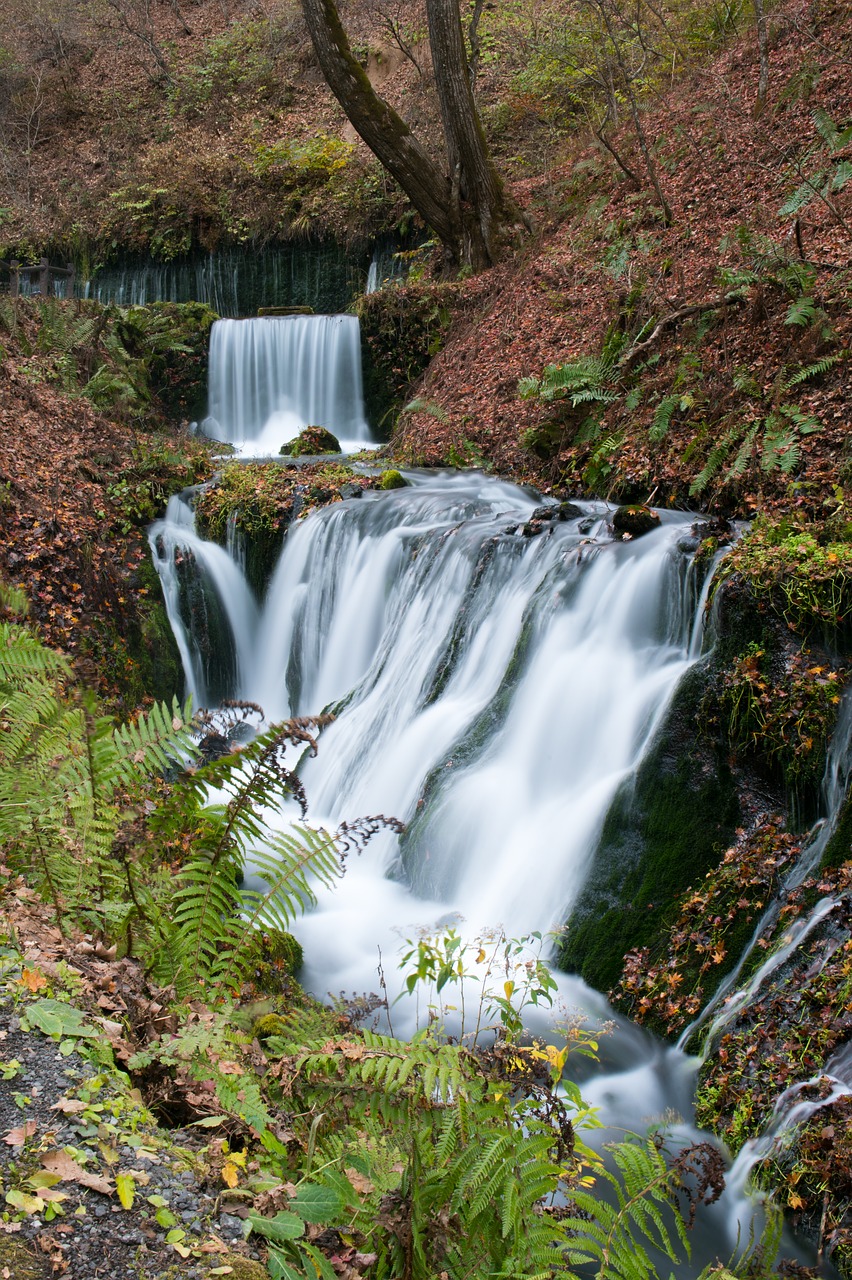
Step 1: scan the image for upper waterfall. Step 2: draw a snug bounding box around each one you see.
[153,472,710,946]
[202,314,372,454]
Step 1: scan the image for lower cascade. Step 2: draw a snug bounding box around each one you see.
[152,471,842,1272]
[202,314,372,454]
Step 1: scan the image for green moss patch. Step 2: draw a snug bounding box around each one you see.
[559,664,741,997]
[716,518,852,638]
[194,461,377,596]
[281,426,341,457]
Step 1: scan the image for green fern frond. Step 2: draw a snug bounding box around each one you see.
[689,426,740,496]
[725,424,760,482]
[401,396,449,423]
[779,180,822,219]
[785,352,846,388]
[650,394,679,442]
[784,296,819,328]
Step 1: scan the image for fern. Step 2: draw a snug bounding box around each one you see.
[144,716,400,996]
[725,424,760,482]
[0,610,195,933]
[650,394,679,442]
[400,396,448,423]
[785,351,847,388]
[563,1137,693,1279]
[519,355,617,407]
[690,427,740,496]
[784,295,819,328]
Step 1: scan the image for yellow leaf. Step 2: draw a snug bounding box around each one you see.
[221,1161,239,1189]
[475,949,486,964]
[116,1172,135,1210]
[503,980,515,1000]
[788,1191,805,1209]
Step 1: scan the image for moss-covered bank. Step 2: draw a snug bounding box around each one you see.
[194,460,380,599]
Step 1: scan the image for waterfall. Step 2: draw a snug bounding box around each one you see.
[149,491,260,707]
[152,473,836,1272]
[82,243,366,315]
[202,315,372,454]
[365,237,409,292]
[155,474,708,958]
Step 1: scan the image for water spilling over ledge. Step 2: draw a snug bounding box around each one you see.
[201,314,372,455]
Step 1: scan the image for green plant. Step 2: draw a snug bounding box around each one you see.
[718,642,843,789]
[0,604,194,937]
[714,519,852,634]
[248,927,742,1280]
[689,401,822,497]
[778,110,852,238]
[518,344,624,461]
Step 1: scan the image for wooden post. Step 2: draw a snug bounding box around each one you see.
[10,260,19,298]
[39,256,49,296]
[66,263,75,300]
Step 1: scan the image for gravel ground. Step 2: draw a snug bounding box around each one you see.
[0,1010,266,1279]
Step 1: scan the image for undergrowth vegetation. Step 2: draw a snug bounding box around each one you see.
[1,573,790,1279]
[0,295,217,423]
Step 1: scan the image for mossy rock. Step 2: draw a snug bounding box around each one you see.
[379,469,407,490]
[251,1012,289,1043]
[282,426,341,457]
[612,504,661,537]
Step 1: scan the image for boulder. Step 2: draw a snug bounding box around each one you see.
[379,469,408,490]
[281,426,341,457]
[612,504,661,538]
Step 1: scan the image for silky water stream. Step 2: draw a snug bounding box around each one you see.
[149,475,791,1271]
[148,322,846,1274]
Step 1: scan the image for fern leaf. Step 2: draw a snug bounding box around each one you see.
[689,427,739,496]
[650,395,679,442]
[813,107,839,151]
[779,179,823,218]
[785,352,845,388]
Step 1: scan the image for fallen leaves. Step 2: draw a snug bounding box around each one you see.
[40,1151,114,1196]
[3,1121,37,1146]
[19,967,48,993]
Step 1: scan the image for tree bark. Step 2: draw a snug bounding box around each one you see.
[301,0,527,269]
[426,0,523,267]
[301,0,461,257]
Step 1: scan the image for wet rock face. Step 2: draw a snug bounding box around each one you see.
[612,504,662,538]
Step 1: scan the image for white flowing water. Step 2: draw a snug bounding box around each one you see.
[152,473,838,1272]
[725,1040,852,1224]
[149,492,260,708]
[201,315,372,455]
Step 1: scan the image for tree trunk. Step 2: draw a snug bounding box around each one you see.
[301,0,462,259]
[301,0,527,270]
[753,0,769,117]
[426,0,523,268]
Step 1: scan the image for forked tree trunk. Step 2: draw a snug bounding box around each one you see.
[300,0,525,269]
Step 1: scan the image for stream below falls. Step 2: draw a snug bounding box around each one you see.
[146,306,848,1275]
